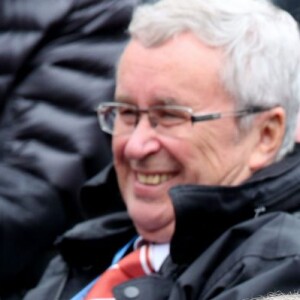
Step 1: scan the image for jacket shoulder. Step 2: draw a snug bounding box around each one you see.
[200,213,300,299]
[23,256,68,300]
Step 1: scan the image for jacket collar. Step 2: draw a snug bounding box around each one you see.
[170,144,300,263]
[80,164,126,219]
[56,211,136,269]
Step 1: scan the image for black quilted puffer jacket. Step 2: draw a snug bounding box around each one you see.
[0,0,140,297]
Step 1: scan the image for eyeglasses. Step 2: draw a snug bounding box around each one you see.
[96,102,272,136]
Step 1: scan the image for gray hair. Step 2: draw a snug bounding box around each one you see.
[128,0,300,160]
[249,292,300,300]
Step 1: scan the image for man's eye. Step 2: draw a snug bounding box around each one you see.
[157,109,182,118]
[118,108,137,124]
[119,108,135,115]
[156,109,188,125]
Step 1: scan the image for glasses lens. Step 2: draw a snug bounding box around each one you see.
[117,105,138,125]
[98,103,138,135]
[97,103,192,136]
[151,106,191,127]
[97,105,115,134]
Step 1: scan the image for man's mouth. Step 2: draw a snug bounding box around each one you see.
[137,173,173,185]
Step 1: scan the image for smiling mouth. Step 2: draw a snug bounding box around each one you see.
[137,173,173,185]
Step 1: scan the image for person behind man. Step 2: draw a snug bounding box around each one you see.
[25,0,300,299]
[0,0,143,298]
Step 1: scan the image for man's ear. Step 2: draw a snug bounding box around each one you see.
[249,106,285,172]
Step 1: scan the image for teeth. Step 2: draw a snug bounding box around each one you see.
[137,173,171,185]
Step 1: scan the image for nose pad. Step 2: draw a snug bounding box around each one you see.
[148,115,159,128]
[135,112,157,130]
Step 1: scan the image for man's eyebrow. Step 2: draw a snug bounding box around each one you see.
[113,95,181,106]
[156,98,177,105]
[114,95,133,103]
[149,97,182,106]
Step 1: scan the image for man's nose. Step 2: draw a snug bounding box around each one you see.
[124,115,161,159]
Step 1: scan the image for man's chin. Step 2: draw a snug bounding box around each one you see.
[136,228,174,244]
[132,217,175,244]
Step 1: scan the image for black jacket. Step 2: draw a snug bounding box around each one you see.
[271,0,300,22]
[25,145,300,299]
[0,0,140,297]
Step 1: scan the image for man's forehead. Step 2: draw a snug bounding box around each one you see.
[115,33,230,109]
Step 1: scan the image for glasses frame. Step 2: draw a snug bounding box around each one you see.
[96,102,273,136]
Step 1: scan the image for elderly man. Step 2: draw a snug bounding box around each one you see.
[25,0,300,299]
